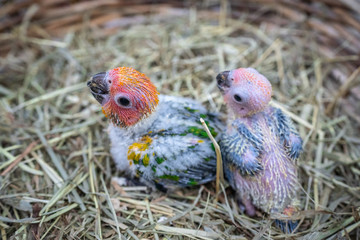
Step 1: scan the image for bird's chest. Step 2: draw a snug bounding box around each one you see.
[246,116,284,164]
[108,127,140,172]
[258,121,280,152]
[255,121,293,182]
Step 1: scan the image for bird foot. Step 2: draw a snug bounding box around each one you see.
[237,196,256,216]
[112,176,148,188]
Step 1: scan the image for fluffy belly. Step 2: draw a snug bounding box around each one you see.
[234,148,299,213]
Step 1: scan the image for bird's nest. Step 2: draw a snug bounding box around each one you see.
[1,0,360,239]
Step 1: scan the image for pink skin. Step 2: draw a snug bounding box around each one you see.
[224,68,273,215]
[231,134,259,216]
[242,195,256,217]
[222,68,272,118]
[232,108,299,215]
[221,68,299,218]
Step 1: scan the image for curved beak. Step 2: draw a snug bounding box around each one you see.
[87,72,109,104]
[216,70,231,92]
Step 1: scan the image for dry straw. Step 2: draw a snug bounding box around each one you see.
[0,0,359,239]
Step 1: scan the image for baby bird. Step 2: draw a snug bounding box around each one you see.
[87,67,221,192]
[217,68,303,233]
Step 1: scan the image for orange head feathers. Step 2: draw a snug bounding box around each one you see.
[88,67,159,127]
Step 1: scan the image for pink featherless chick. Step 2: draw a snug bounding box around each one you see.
[216,68,303,233]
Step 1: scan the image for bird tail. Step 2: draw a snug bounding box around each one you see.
[275,219,299,233]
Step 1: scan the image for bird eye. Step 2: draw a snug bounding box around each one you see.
[117,97,131,107]
[234,94,242,102]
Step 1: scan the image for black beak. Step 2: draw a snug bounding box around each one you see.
[87,72,109,104]
[216,70,231,92]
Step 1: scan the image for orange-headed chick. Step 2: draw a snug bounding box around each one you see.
[87,67,222,192]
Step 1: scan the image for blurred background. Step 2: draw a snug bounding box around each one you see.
[0,0,359,239]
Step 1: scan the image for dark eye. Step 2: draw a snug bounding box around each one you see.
[234,94,242,102]
[118,97,131,107]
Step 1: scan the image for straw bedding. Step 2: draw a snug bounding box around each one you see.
[0,0,359,239]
